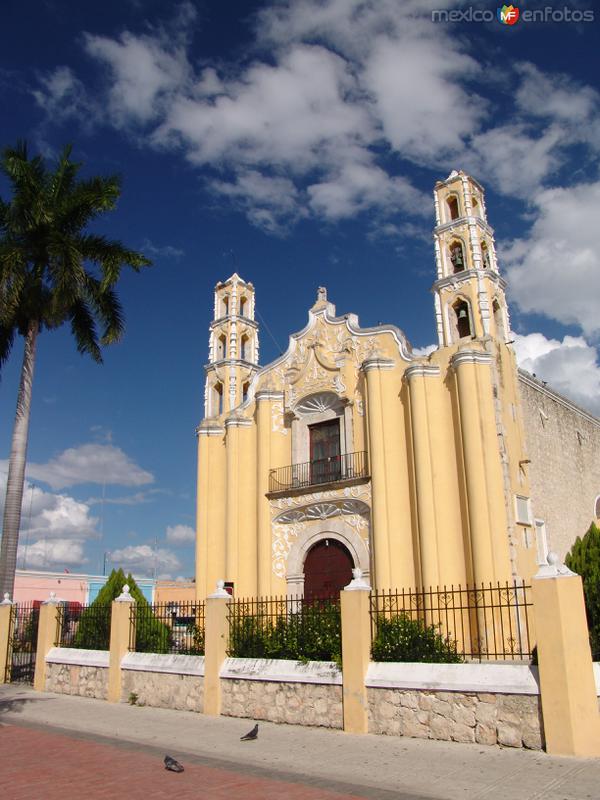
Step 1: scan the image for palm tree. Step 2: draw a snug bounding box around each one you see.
[0,142,151,598]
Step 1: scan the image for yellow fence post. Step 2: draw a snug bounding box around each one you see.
[108,584,136,703]
[532,553,600,757]
[203,580,231,716]
[341,569,372,734]
[0,594,14,684]
[34,593,61,692]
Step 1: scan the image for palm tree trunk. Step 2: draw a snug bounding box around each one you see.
[0,320,39,599]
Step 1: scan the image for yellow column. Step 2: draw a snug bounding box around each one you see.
[34,595,61,692]
[225,418,241,586]
[452,351,496,583]
[107,585,135,703]
[238,422,257,597]
[363,356,394,590]
[256,392,276,595]
[380,370,415,590]
[204,581,231,716]
[0,597,14,684]
[341,571,372,733]
[196,422,226,600]
[406,365,441,589]
[532,556,600,757]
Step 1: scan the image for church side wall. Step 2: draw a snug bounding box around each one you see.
[519,373,600,561]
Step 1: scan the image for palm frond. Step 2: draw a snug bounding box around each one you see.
[70,299,102,363]
[0,323,15,371]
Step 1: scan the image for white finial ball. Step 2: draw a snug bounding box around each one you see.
[352,568,362,580]
[122,584,130,594]
[547,552,559,566]
[49,591,56,600]
[3,593,9,602]
[216,579,225,590]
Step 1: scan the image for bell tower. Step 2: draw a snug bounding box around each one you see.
[204,273,260,417]
[432,170,510,347]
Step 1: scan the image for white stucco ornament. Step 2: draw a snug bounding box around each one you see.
[43,591,62,604]
[208,579,231,599]
[535,551,577,580]
[0,592,13,605]
[115,584,135,602]
[344,568,371,591]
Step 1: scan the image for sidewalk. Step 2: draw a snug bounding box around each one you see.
[2,684,600,800]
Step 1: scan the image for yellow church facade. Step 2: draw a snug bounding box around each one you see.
[195,171,544,601]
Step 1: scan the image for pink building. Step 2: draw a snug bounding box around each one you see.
[13,569,90,606]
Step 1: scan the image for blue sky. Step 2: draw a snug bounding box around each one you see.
[1,0,599,579]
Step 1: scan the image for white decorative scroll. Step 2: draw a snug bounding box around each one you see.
[271,401,288,434]
[270,486,371,578]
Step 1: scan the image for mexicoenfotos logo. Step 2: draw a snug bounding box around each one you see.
[431,5,595,23]
[497,4,520,24]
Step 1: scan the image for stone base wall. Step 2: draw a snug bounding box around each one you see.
[221,679,343,729]
[368,688,543,749]
[45,662,108,700]
[121,670,203,712]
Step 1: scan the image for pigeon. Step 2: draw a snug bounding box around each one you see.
[240,723,258,741]
[164,755,184,772]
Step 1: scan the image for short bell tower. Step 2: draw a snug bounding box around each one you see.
[432,170,510,347]
[204,273,259,417]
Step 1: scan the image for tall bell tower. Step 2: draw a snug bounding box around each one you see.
[432,170,511,347]
[204,273,260,417]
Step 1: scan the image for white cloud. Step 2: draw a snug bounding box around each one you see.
[166,524,195,544]
[14,443,154,490]
[515,62,600,125]
[467,124,564,199]
[141,239,184,259]
[109,544,181,576]
[513,332,600,416]
[85,488,167,506]
[31,66,91,122]
[412,344,437,358]
[19,539,88,569]
[82,3,194,126]
[503,182,600,336]
[0,473,99,570]
[364,35,483,163]
[0,473,99,542]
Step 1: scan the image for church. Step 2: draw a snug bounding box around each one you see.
[195,171,600,601]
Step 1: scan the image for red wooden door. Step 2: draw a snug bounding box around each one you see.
[303,539,354,600]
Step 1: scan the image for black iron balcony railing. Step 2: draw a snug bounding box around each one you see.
[268,451,369,494]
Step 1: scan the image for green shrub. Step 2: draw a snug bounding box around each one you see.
[71,568,172,653]
[228,601,341,665]
[371,613,462,663]
[180,623,205,655]
[565,521,600,658]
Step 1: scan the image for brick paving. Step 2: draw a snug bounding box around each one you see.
[0,724,366,800]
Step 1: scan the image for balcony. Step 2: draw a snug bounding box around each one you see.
[268,451,369,495]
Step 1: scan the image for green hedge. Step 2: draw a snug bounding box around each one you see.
[228,601,341,664]
[565,521,600,659]
[371,613,462,663]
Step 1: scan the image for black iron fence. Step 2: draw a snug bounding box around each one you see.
[129,602,205,655]
[227,596,341,663]
[5,603,39,683]
[370,581,533,662]
[56,603,111,650]
[268,451,369,493]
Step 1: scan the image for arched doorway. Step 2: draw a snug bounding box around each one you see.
[303,539,354,600]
